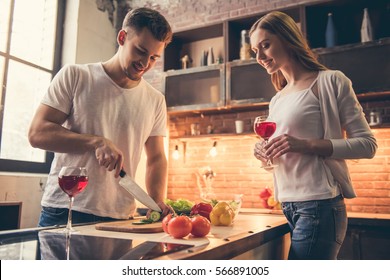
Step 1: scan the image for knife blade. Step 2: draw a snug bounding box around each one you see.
[119,170,161,212]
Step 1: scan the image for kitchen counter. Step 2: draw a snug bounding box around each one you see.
[2,211,388,260]
[346,212,390,226]
[0,213,290,260]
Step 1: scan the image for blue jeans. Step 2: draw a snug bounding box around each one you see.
[282,195,347,260]
[38,206,119,227]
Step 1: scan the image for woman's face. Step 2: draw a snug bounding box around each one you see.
[250,28,290,74]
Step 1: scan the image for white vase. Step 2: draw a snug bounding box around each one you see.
[361,8,373,43]
[207,47,214,65]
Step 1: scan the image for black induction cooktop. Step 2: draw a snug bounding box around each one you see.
[0,229,192,260]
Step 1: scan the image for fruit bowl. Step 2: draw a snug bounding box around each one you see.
[202,194,243,218]
[205,194,243,226]
[226,194,243,217]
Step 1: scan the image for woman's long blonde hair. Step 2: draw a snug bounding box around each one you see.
[249,11,327,91]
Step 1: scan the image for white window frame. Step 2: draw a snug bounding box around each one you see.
[0,0,65,173]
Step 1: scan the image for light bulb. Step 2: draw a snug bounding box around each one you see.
[209,141,218,157]
[172,145,180,160]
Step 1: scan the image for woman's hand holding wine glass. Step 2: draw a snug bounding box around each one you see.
[58,166,88,233]
[253,116,277,169]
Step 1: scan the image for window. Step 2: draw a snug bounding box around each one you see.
[0,0,65,173]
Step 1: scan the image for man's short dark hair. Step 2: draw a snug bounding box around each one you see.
[122,7,172,45]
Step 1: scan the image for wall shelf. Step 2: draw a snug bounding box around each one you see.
[356,91,390,101]
[163,0,390,114]
[170,132,257,141]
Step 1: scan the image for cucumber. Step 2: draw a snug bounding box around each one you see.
[132,211,161,225]
[150,211,161,222]
[132,218,153,225]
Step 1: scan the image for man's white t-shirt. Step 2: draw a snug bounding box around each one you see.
[40,63,167,219]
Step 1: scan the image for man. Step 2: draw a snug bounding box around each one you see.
[28,7,173,226]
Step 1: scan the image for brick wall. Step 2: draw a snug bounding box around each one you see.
[128,0,390,214]
[168,109,390,214]
[131,0,325,31]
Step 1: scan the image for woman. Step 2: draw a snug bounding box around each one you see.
[250,11,377,259]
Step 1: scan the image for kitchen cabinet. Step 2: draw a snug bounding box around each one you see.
[338,214,390,260]
[0,202,22,230]
[164,64,225,112]
[164,23,224,72]
[226,59,275,108]
[163,22,225,113]
[307,0,390,95]
[316,39,390,94]
[163,0,390,113]
[305,0,389,49]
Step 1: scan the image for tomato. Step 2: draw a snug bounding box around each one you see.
[167,215,192,238]
[162,213,173,234]
[191,216,211,237]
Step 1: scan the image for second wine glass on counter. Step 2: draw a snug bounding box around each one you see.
[58,166,89,233]
[253,116,277,169]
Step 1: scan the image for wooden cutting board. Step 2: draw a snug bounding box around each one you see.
[95,219,163,233]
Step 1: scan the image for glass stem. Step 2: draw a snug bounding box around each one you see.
[66,196,74,231]
[265,139,272,166]
[65,232,71,260]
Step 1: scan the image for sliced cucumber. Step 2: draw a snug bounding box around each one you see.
[132,221,147,225]
[132,218,153,225]
[132,211,161,225]
[150,211,161,222]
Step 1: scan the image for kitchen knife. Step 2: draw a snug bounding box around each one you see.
[119,169,161,212]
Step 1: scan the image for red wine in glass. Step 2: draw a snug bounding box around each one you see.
[254,116,277,168]
[58,166,88,233]
[254,121,276,140]
[59,175,88,197]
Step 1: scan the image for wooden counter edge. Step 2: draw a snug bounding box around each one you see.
[156,218,290,260]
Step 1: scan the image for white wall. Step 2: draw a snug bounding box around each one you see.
[63,0,117,65]
[0,0,139,229]
[0,173,47,228]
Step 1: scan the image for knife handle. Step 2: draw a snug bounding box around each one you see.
[119,169,126,178]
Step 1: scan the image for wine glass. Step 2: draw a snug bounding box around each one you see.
[58,166,88,233]
[253,116,277,168]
